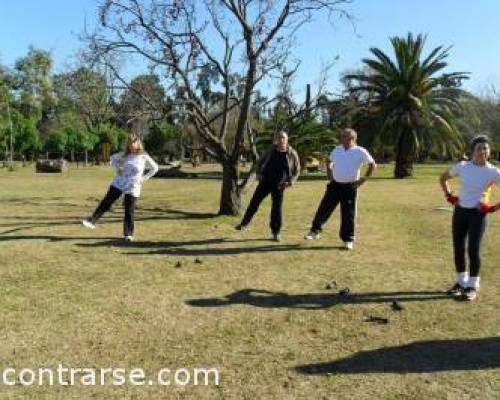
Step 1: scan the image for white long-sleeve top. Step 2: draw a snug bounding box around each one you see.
[110,152,159,197]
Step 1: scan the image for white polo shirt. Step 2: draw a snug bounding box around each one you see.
[329,145,374,183]
[449,161,500,208]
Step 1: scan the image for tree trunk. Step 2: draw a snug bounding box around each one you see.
[305,84,311,119]
[394,152,414,178]
[219,160,242,216]
[394,130,415,179]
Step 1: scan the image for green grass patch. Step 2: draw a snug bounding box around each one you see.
[0,163,499,399]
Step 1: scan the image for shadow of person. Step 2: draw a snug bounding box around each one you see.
[186,288,450,310]
[294,337,500,374]
[187,288,338,309]
[126,243,339,256]
[78,237,340,256]
[75,237,271,249]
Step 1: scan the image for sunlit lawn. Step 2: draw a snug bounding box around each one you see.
[0,162,499,399]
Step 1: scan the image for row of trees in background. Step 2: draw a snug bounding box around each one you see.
[0,48,185,166]
[1,1,500,215]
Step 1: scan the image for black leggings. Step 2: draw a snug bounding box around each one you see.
[452,206,487,277]
[91,185,137,236]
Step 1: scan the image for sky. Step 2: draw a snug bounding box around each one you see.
[1,0,499,98]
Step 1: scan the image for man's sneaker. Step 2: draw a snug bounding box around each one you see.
[304,230,320,240]
[81,218,96,229]
[460,287,478,301]
[344,241,354,250]
[124,235,134,242]
[271,233,281,242]
[446,283,465,296]
[235,224,248,232]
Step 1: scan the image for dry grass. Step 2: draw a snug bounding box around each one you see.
[0,163,499,399]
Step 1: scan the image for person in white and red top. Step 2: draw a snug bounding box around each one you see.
[304,128,376,249]
[82,133,159,242]
[440,135,500,301]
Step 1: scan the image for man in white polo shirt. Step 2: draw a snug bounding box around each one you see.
[304,128,376,249]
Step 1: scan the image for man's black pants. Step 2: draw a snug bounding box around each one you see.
[310,180,357,242]
[91,185,137,236]
[240,181,284,234]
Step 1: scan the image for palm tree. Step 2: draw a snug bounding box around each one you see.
[346,33,469,178]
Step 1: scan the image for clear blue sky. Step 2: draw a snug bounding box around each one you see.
[1,0,499,97]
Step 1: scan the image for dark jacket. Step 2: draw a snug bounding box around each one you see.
[256,145,301,186]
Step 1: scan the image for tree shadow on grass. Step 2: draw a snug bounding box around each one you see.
[0,208,217,225]
[294,337,500,374]
[0,221,83,235]
[153,170,222,180]
[0,207,217,235]
[136,207,217,220]
[298,175,396,182]
[186,288,449,310]
[0,196,66,204]
[0,235,118,242]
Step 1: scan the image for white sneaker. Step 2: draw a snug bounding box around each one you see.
[344,241,354,250]
[304,231,320,240]
[124,235,134,242]
[271,233,281,242]
[82,219,96,229]
[460,287,478,301]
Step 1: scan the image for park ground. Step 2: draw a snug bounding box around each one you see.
[0,163,499,399]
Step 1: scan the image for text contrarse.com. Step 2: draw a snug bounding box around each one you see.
[1,365,220,386]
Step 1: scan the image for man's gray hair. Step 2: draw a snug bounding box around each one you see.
[342,128,357,140]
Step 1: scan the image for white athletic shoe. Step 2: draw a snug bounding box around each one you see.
[304,230,320,240]
[82,218,96,229]
[344,241,354,250]
[460,287,478,301]
[124,235,134,242]
[271,232,281,242]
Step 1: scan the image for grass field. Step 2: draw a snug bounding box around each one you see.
[0,162,499,399]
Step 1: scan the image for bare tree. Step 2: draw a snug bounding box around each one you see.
[88,0,352,215]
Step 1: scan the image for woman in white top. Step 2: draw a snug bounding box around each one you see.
[82,133,159,241]
[440,135,500,301]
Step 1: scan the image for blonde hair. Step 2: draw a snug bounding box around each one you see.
[124,133,145,155]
